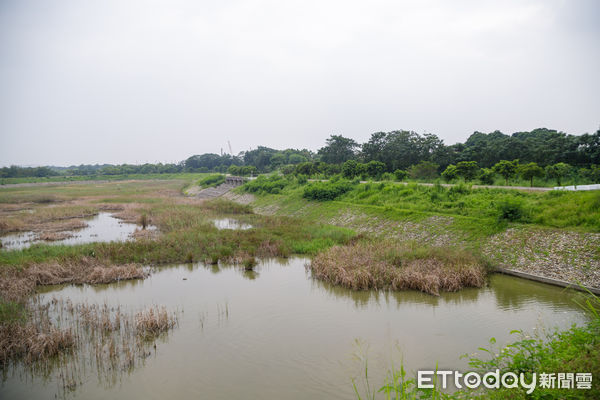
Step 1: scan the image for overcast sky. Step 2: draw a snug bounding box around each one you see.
[1,0,598,166]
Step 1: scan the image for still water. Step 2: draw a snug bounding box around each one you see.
[1,213,147,250]
[1,258,588,399]
[213,218,253,230]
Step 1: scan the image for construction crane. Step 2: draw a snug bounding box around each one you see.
[227,141,233,156]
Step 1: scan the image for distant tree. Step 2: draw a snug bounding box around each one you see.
[295,162,316,176]
[441,164,458,182]
[281,165,296,175]
[455,161,479,181]
[545,162,571,186]
[478,168,496,185]
[365,161,386,179]
[269,153,286,168]
[408,161,439,180]
[518,162,544,187]
[317,135,359,164]
[288,154,307,164]
[492,160,519,185]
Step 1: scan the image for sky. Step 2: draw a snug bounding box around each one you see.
[0,0,599,166]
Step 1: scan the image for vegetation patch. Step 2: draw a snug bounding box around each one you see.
[311,241,488,295]
[242,175,290,194]
[303,181,354,201]
[198,174,226,188]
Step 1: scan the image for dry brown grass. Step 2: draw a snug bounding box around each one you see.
[0,305,75,365]
[310,241,488,296]
[135,306,177,339]
[35,231,74,241]
[0,204,96,234]
[0,259,147,306]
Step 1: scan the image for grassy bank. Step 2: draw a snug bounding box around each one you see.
[235,176,600,289]
[240,176,600,232]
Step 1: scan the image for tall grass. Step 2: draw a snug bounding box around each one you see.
[311,241,488,295]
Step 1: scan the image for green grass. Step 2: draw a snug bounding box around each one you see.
[198,174,226,188]
[240,180,600,233]
[0,198,356,269]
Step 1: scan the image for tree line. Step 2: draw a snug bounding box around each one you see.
[2,127,599,185]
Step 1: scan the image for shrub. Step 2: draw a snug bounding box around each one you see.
[455,161,479,181]
[479,168,495,185]
[243,175,289,194]
[496,198,527,222]
[198,174,225,188]
[441,164,458,182]
[303,181,353,201]
[365,161,386,179]
[408,161,439,179]
[381,172,394,181]
[393,169,408,181]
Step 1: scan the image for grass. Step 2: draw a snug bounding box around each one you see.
[0,180,356,367]
[311,241,488,295]
[198,174,226,188]
[0,203,355,269]
[240,179,600,233]
[0,172,211,185]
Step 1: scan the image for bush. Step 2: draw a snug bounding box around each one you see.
[408,161,439,179]
[198,174,225,188]
[381,172,394,181]
[441,164,458,182]
[393,169,408,181]
[303,181,353,201]
[479,168,495,185]
[243,175,289,194]
[296,174,308,185]
[496,198,527,222]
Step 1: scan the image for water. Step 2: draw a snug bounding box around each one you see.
[213,218,252,230]
[1,258,588,399]
[0,213,150,250]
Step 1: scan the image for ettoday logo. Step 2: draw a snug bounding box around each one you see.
[417,370,593,393]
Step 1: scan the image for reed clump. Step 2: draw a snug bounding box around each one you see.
[135,306,177,339]
[311,241,488,296]
[0,304,75,364]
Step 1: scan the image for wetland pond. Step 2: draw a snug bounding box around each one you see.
[0,213,149,250]
[1,258,588,400]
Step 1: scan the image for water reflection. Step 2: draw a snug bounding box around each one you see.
[213,218,252,230]
[1,213,152,251]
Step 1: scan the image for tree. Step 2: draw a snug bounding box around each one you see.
[295,162,316,176]
[492,160,519,185]
[478,168,495,185]
[365,161,386,179]
[342,160,359,178]
[545,162,571,186]
[518,162,544,187]
[288,154,307,164]
[317,135,359,164]
[269,153,286,168]
[408,161,439,179]
[393,169,408,181]
[455,161,479,181]
[441,165,458,182]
